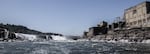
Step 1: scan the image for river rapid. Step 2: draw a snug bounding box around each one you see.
[0,41,150,54]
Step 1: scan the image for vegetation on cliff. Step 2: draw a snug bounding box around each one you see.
[0,23,62,36]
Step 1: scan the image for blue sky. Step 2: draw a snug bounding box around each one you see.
[0,0,148,35]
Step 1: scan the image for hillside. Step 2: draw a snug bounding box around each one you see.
[0,23,62,36]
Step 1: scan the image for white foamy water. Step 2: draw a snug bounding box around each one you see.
[142,40,150,43]
[0,41,150,54]
[15,33,37,41]
[14,33,71,41]
[51,35,67,40]
[118,39,129,43]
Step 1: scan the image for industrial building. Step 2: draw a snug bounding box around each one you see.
[83,1,150,38]
[124,1,150,28]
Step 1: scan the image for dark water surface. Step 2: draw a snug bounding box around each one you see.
[0,41,150,54]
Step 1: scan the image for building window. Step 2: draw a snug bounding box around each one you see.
[138,20,142,24]
[133,10,137,14]
[130,23,132,25]
[143,19,146,23]
[126,23,128,25]
[147,17,150,22]
[146,5,150,14]
[134,21,137,25]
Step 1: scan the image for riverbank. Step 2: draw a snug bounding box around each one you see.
[84,27,150,43]
[76,39,150,44]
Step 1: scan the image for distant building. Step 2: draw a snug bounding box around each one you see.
[86,27,102,37]
[83,21,108,38]
[86,27,108,37]
[97,21,108,27]
[83,31,88,38]
[124,1,150,28]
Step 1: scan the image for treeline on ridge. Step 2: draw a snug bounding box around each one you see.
[0,23,62,36]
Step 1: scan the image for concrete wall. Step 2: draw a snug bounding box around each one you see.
[124,1,150,27]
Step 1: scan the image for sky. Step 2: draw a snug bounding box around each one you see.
[0,0,148,36]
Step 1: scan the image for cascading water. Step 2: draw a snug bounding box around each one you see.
[15,33,37,41]
[15,33,69,41]
[51,35,68,40]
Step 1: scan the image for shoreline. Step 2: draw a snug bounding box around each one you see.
[77,39,150,44]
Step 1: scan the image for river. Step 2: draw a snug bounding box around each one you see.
[0,41,150,54]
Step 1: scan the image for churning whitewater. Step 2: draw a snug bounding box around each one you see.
[0,33,149,54]
[0,41,150,54]
[14,33,68,41]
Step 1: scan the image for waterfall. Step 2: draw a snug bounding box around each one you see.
[14,33,70,41]
[51,35,67,40]
[15,33,37,41]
